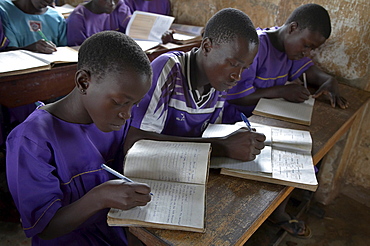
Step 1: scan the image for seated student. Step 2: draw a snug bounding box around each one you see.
[67,0,131,46]
[0,0,67,54]
[223,3,346,238]
[126,8,265,162]
[223,3,349,123]
[0,18,9,51]
[6,31,152,245]
[124,0,171,15]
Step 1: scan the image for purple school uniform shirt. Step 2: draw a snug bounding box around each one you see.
[222,27,314,123]
[124,0,170,15]
[131,49,226,137]
[6,109,129,246]
[67,0,131,46]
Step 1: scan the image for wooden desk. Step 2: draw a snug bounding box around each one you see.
[0,41,200,108]
[129,84,370,245]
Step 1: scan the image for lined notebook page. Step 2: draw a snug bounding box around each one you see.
[124,140,210,185]
[253,96,315,126]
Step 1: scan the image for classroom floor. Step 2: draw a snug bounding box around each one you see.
[1,150,369,246]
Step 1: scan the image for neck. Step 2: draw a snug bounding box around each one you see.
[42,89,92,124]
[266,26,287,52]
[84,1,104,14]
[193,49,210,92]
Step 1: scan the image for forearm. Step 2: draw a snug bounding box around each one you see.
[38,187,103,240]
[227,86,287,106]
[305,65,332,87]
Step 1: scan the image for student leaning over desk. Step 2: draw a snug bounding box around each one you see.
[222,3,349,239]
[66,0,131,46]
[0,0,67,54]
[223,3,349,123]
[125,8,266,162]
[6,31,152,245]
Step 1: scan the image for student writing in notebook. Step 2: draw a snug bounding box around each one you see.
[126,8,265,162]
[6,31,152,245]
[66,0,131,46]
[124,0,171,15]
[0,0,66,53]
[223,3,349,123]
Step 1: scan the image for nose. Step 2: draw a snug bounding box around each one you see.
[230,68,243,82]
[302,47,313,57]
[118,109,131,120]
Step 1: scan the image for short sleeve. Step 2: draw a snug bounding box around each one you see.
[6,135,63,238]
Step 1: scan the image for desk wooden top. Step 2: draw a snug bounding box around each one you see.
[129,83,370,245]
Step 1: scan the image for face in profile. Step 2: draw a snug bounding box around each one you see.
[203,37,258,92]
[82,69,151,132]
[284,27,326,60]
[95,0,120,14]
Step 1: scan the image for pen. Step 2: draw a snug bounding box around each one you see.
[101,164,153,195]
[240,113,252,131]
[303,72,307,89]
[36,29,50,42]
[36,29,55,46]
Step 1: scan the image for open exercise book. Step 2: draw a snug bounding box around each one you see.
[202,122,318,191]
[171,23,203,44]
[107,140,211,232]
[126,11,175,51]
[0,47,78,77]
[253,96,315,126]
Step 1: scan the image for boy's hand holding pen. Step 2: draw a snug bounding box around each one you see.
[101,164,154,196]
[36,29,57,53]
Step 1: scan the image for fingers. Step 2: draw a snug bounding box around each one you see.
[337,96,349,109]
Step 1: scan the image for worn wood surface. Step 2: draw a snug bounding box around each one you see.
[130,84,370,246]
[250,84,370,165]
[0,41,201,108]
[130,170,292,246]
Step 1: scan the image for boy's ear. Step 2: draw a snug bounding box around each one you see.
[75,69,91,93]
[288,22,299,34]
[201,37,213,55]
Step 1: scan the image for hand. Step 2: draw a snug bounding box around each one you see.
[93,180,152,211]
[281,84,310,103]
[24,39,57,54]
[221,128,266,161]
[312,77,349,109]
[161,30,174,44]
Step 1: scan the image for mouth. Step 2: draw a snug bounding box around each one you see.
[224,81,237,89]
[110,122,125,130]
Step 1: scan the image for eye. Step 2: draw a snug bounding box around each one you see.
[230,61,238,67]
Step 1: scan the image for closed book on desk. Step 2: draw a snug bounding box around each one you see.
[252,97,315,126]
[202,122,318,191]
[0,47,78,77]
[107,140,211,232]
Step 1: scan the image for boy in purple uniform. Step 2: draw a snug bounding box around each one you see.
[67,0,131,46]
[6,31,152,245]
[127,8,265,162]
[124,0,171,15]
[223,3,348,123]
